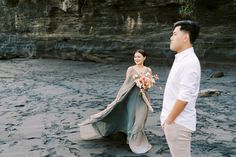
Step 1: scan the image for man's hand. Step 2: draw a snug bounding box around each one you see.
[166,99,188,124]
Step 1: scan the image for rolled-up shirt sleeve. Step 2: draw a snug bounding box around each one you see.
[178,65,199,102]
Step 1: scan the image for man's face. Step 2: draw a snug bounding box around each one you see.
[170,26,187,53]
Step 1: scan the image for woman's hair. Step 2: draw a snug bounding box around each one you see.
[134,49,147,57]
[174,20,200,44]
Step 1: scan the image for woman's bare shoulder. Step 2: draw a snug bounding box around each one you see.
[145,66,152,72]
[127,65,134,71]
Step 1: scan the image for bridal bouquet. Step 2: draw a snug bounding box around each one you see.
[133,72,159,112]
[133,72,156,91]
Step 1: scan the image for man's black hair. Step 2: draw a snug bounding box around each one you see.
[174,20,200,44]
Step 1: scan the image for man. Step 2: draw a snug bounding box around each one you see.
[161,20,201,157]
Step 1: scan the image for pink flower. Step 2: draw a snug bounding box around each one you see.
[133,72,157,90]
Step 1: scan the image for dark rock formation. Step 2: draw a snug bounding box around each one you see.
[210,71,224,78]
[0,0,235,65]
[199,89,224,97]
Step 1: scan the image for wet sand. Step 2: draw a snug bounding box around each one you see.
[0,59,235,157]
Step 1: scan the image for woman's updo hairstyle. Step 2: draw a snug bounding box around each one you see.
[134,49,147,57]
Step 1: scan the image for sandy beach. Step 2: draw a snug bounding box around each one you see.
[0,59,235,157]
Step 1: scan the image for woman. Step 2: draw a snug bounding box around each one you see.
[79,49,155,154]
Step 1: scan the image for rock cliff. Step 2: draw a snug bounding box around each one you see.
[0,0,235,65]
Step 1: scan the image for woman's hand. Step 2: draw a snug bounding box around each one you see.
[153,74,159,80]
[148,105,154,112]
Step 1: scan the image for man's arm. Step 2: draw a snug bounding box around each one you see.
[165,99,187,124]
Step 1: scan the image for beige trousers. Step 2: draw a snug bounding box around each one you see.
[164,123,192,157]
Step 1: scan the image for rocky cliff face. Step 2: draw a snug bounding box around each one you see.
[0,0,235,65]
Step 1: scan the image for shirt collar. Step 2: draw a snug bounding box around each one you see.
[175,47,194,61]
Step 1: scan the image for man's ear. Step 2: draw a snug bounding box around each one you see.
[183,33,190,43]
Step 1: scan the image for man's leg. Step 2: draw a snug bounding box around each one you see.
[164,123,192,157]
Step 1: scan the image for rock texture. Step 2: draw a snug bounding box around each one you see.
[0,0,235,64]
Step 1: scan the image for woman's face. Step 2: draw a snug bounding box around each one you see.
[134,52,145,65]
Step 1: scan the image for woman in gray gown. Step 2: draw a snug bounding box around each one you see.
[79,49,155,154]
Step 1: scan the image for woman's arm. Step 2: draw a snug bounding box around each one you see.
[125,66,132,80]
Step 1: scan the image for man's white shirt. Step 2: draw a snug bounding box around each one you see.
[161,47,201,131]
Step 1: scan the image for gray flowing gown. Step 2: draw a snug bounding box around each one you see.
[79,66,152,154]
